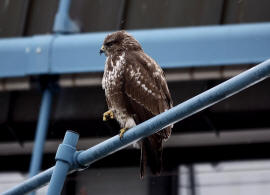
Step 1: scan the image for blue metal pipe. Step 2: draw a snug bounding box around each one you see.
[53,0,79,33]
[2,59,270,195]
[76,59,270,166]
[0,35,53,78]
[47,131,79,195]
[1,167,54,195]
[1,23,270,78]
[28,88,53,195]
[41,22,270,73]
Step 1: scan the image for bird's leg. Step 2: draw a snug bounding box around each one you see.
[103,110,114,121]
[119,117,136,139]
[119,128,127,139]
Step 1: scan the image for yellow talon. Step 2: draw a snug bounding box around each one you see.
[119,128,127,139]
[103,110,114,121]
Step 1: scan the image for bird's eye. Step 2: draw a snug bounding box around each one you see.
[105,41,116,47]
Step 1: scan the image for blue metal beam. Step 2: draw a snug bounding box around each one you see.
[28,88,53,195]
[0,35,53,78]
[1,23,270,78]
[2,59,270,195]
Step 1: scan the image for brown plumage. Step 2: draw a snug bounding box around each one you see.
[100,30,173,178]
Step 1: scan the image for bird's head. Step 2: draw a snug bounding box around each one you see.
[100,30,142,56]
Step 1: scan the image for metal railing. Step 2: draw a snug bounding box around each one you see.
[2,59,270,195]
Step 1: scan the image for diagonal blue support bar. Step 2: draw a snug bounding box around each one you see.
[76,59,270,166]
[28,88,53,195]
[1,167,54,195]
[2,59,270,195]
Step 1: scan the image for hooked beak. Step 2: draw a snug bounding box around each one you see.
[100,45,105,55]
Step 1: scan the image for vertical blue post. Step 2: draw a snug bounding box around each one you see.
[29,88,53,195]
[53,0,79,33]
[47,131,79,195]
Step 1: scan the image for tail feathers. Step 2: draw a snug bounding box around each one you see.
[140,134,163,178]
[140,143,147,178]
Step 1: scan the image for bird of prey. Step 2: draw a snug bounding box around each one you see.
[100,30,173,178]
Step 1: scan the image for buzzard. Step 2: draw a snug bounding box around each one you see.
[100,30,173,178]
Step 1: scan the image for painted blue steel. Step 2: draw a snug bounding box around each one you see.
[27,36,54,75]
[0,37,30,77]
[2,59,270,194]
[28,88,53,195]
[0,35,53,78]
[53,0,79,33]
[76,58,270,165]
[47,131,79,195]
[1,167,54,195]
[47,22,270,73]
[1,23,270,78]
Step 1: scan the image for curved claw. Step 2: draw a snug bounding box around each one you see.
[103,110,114,121]
[119,128,127,139]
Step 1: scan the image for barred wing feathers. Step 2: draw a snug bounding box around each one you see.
[123,51,173,139]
